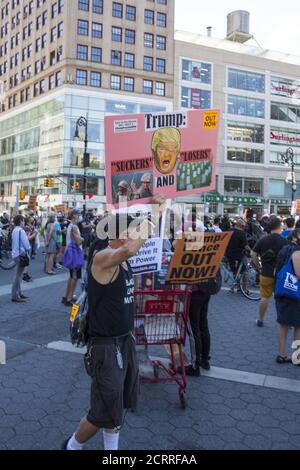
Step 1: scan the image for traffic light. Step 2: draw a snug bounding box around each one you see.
[19,188,26,200]
[44,178,55,187]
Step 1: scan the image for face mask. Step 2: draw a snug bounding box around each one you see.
[78,216,83,223]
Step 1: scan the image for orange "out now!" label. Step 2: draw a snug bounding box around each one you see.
[203,111,218,130]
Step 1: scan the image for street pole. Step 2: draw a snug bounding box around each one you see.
[83,126,88,216]
[16,185,19,215]
[74,117,89,216]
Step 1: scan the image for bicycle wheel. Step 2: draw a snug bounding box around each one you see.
[0,250,16,270]
[239,266,260,301]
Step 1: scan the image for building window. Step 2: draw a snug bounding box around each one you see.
[77,44,88,61]
[126,5,136,21]
[124,52,134,68]
[157,0,167,4]
[33,82,39,97]
[36,38,41,52]
[271,76,300,99]
[76,69,87,85]
[271,102,300,124]
[77,19,88,36]
[227,147,264,164]
[112,2,122,18]
[112,26,122,42]
[156,58,166,73]
[78,0,89,11]
[157,12,166,27]
[143,80,153,94]
[144,56,153,71]
[125,29,135,44]
[181,87,211,109]
[91,46,102,63]
[111,74,121,90]
[144,33,154,48]
[56,71,62,86]
[52,2,58,18]
[58,22,64,38]
[92,22,102,38]
[228,68,265,93]
[90,71,101,87]
[156,81,165,96]
[124,76,134,92]
[144,9,154,25]
[49,74,55,89]
[228,95,265,118]
[58,0,64,13]
[156,35,166,50]
[93,0,103,14]
[224,177,263,196]
[51,26,57,42]
[111,50,121,66]
[42,33,47,48]
[227,122,265,144]
[182,59,211,84]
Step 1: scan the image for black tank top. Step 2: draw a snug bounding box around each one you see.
[88,262,134,337]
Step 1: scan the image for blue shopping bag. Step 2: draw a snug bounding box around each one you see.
[275,256,300,301]
[63,241,84,270]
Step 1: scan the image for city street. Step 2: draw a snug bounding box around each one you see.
[0,253,300,450]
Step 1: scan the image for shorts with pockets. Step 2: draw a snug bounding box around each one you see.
[260,275,275,299]
[86,333,139,429]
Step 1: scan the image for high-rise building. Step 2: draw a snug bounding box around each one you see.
[175,28,300,216]
[0,0,174,211]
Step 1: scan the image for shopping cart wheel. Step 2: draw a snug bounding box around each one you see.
[179,390,187,409]
[153,365,159,378]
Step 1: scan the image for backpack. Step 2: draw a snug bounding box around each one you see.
[69,290,89,348]
[197,269,222,295]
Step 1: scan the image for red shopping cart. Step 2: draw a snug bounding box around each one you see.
[134,289,191,409]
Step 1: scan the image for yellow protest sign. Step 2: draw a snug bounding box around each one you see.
[70,304,79,322]
[203,111,218,130]
[167,232,232,285]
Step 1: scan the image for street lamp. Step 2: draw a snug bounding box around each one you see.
[278,147,297,203]
[74,116,89,215]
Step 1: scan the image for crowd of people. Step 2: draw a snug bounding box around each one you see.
[1,205,300,450]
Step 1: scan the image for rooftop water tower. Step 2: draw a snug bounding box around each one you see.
[226,10,253,43]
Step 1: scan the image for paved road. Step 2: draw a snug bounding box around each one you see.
[0,252,300,450]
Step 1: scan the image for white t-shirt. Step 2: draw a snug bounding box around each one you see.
[66,223,82,248]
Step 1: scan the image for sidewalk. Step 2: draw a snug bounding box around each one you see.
[0,258,300,450]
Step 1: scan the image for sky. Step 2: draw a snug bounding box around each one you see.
[175,0,300,56]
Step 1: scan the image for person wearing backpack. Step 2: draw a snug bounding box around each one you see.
[251,217,288,327]
[274,229,300,364]
[62,197,165,452]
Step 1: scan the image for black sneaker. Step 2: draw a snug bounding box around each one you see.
[61,437,71,450]
[178,365,200,377]
[200,360,211,371]
[256,320,264,327]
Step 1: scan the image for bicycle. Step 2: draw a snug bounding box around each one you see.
[221,256,261,301]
